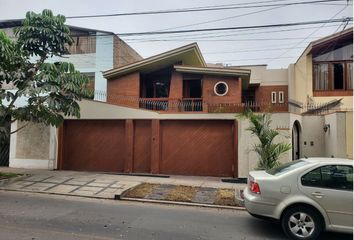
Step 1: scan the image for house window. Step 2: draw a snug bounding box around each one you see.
[348,63,353,90]
[279,91,284,103]
[214,82,228,96]
[333,63,344,90]
[314,63,328,90]
[313,61,353,92]
[271,91,277,103]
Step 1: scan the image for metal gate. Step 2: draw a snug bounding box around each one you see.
[0,117,10,167]
[0,141,9,166]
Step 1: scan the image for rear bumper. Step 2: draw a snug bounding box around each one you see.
[235,189,245,207]
[243,188,278,219]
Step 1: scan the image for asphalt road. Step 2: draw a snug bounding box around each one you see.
[0,191,351,240]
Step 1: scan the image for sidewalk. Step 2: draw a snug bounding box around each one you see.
[0,167,246,207]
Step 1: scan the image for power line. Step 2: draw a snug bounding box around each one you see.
[123,36,323,43]
[209,56,299,62]
[70,18,352,37]
[157,5,286,32]
[267,5,350,63]
[203,47,306,54]
[69,22,345,41]
[66,0,347,19]
[155,1,350,31]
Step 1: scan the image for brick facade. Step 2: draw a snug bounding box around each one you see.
[107,72,140,108]
[202,75,242,104]
[255,85,288,112]
[113,36,143,68]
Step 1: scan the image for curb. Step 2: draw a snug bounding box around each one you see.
[0,174,30,187]
[0,188,115,200]
[119,196,246,211]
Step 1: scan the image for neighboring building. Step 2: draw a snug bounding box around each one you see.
[0,19,142,169]
[0,19,142,101]
[288,27,353,160]
[289,27,353,110]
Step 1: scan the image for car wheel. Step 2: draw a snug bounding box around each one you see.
[281,206,322,240]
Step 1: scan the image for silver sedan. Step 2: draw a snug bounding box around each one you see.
[238,158,353,240]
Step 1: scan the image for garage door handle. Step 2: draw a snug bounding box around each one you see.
[311,192,324,198]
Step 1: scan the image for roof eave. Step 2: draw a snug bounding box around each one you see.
[103,43,206,79]
[174,65,250,77]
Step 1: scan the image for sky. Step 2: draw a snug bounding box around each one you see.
[0,0,352,68]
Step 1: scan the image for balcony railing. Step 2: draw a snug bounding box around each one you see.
[138,98,203,112]
[139,98,169,111]
[181,98,203,112]
[99,91,290,113]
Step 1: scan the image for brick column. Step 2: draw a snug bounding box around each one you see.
[233,120,238,178]
[124,120,134,173]
[168,71,183,112]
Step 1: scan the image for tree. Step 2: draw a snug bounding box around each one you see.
[240,109,291,170]
[0,9,91,143]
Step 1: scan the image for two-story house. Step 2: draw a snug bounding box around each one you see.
[1,20,142,168]
[53,43,292,178]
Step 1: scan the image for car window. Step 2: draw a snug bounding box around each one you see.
[266,160,310,176]
[301,167,322,187]
[301,165,353,191]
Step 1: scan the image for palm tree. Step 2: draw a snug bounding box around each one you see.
[240,109,291,170]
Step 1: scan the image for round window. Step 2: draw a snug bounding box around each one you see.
[214,82,229,96]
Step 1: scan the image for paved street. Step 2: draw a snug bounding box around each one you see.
[0,191,351,240]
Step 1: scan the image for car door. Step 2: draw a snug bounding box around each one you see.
[299,164,353,230]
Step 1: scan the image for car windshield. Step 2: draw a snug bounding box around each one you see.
[266,160,310,176]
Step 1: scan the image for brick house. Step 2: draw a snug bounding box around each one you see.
[55,43,292,178]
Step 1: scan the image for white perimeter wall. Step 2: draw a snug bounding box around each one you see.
[10,101,351,175]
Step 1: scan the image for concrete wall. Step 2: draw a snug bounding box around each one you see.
[346,111,353,159]
[301,115,325,157]
[9,121,56,169]
[290,112,349,160]
[238,113,292,178]
[293,52,313,105]
[324,112,346,158]
[236,65,288,86]
[9,100,352,173]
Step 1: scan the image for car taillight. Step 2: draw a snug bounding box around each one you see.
[249,180,261,194]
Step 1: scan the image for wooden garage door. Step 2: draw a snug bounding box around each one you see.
[160,120,235,177]
[60,120,125,172]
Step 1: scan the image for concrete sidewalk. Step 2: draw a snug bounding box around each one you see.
[0,167,245,200]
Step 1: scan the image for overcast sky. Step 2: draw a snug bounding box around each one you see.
[0,0,352,68]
